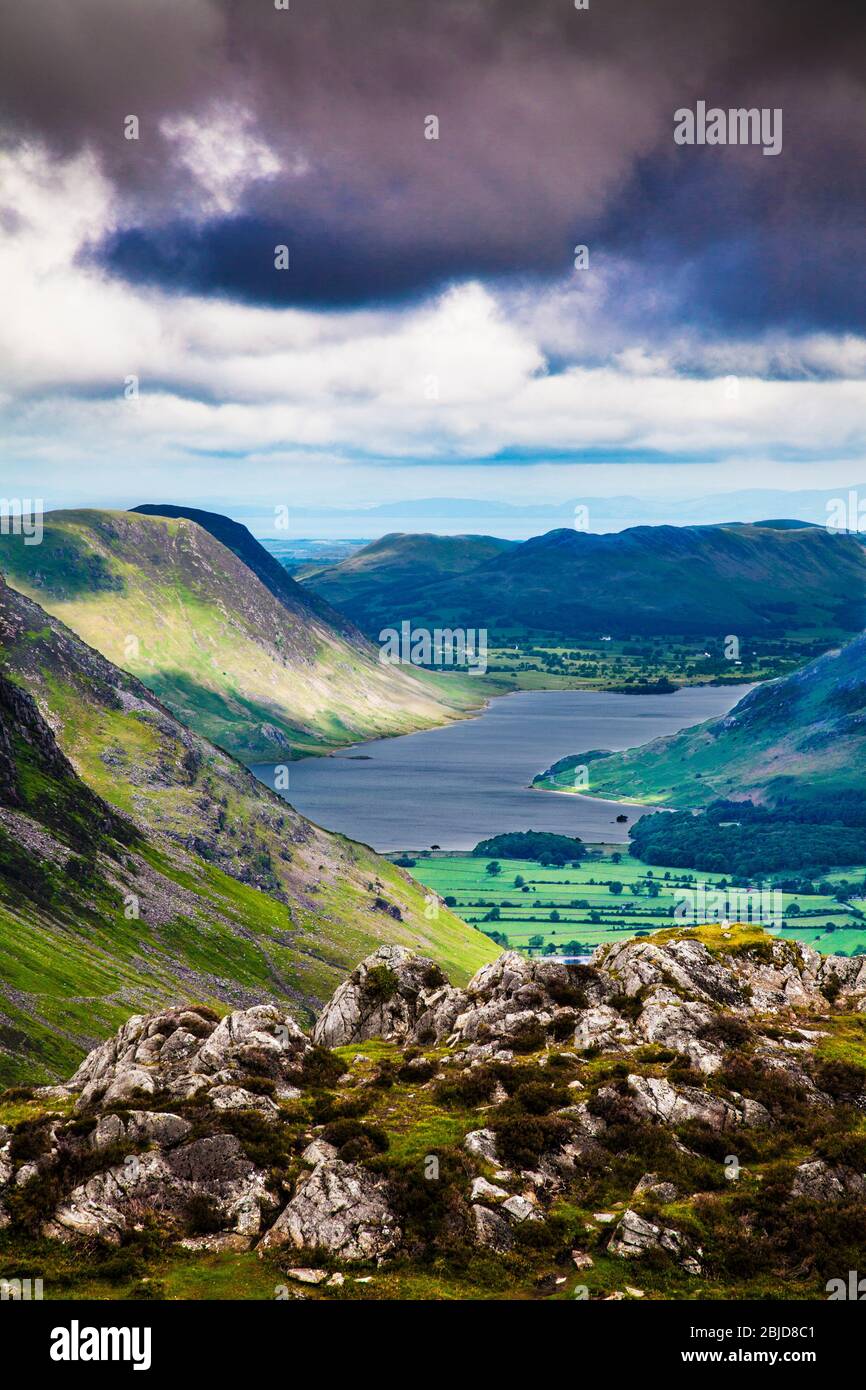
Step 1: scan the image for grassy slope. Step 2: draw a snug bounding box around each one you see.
[534,634,866,808]
[0,511,481,763]
[0,579,496,1085]
[304,530,517,632]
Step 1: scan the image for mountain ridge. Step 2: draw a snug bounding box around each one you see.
[0,509,480,762]
[131,503,364,639]
[305,530,517,629]
[303,520,866,640]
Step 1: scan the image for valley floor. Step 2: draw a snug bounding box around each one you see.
[433,631,836,695]
[402,850,866,959]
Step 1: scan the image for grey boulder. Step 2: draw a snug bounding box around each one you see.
[312,945,451,1048]
[259,1157,400,1261]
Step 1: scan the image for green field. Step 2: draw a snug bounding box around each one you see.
[399,849,866,957]
[474,632,831,694]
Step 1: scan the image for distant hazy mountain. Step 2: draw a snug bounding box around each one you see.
[302,521,866,640]
[234,483,866,540]
[0,510,478,762]
[534,631,866,808]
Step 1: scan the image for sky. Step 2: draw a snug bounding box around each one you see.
[1,0,865,522]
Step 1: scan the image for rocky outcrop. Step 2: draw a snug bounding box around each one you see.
[259,1157,400,1260]
[317,946,615,1056]
[463,1129,499,1163]
[69,1003,311,1109]
[609,1209,702,1274]
[312,945,453,1048]
[0,995,403,1261]
[0,1004,305,1249]
[48,1135,273,1245]
[324,933,866,1065]
[634,998,722,1073]
[88,1110,191,1152]
[3,926,863,1289]
[633,1172,678,1203]
[733,940,866,1012]
[599,934,866,1014]
[311,931,866,1070]
[427,950,610,1056]
[791,1160,866,1203]
[599,936,749,1008]
[471,1202,513,1251]
[618,1075,745,1131]
[598,1072,773,1132]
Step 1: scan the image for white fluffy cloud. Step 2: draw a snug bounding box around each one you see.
[159,105,289,216]
[2,142,866,506]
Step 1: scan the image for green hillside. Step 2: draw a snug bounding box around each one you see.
[305,522,866,642]
[0,576,496,1086]
[131,504,363,639]
[0,510,480,763]
[302,530,517,633]
[534,632,866,808]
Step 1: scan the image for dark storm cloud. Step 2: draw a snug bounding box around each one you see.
[2,0,864,328]
[96,213,537,310]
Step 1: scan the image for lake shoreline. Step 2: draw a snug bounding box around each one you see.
[252,684,750,853]
[278,674,755,766]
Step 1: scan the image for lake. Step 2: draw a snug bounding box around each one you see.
[251,685,750,853]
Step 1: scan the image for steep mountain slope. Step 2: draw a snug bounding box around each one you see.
[0,511,480,762]
[0,576,496,1085]
[306,522,866,640]
[534,633,866,807]
[131,503,361,638]
[301,531,517,632]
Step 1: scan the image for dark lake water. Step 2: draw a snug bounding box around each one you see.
[251,685,750,853]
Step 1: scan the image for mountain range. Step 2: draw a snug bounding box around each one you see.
[219,484,866,541]
[302,522,866,640]
[0,509,479,763]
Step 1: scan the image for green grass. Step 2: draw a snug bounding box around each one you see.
[0,510,481,763]
[399,850,866,958]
